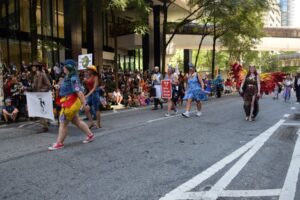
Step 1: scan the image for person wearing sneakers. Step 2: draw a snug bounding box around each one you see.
[182,64,206,118]
[151,66,163,110]
[48,59,94,150]
[164,67,179,117]
[84,65,101,129]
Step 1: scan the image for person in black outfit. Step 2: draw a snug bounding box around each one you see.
[294,73,300,102]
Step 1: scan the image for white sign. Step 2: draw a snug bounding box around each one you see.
[26,92,54,120]
[78,53,93,70]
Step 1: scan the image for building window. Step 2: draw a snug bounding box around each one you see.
[0,3,6,29]
[20,0,30,33]
[0,38,8,64]
[58,0,64,38]
[9,39,21,66]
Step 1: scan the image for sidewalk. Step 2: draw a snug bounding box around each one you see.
[0,92,237,126]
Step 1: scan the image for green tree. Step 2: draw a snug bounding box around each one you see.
[107,0,150,88]
[202,0,270,78]
[162,0,216,72]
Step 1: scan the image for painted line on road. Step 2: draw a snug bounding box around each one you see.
[279,130,300,200]
[147,111,198,123]
[291,107,296,110]
[203,120,284,199]
[176,189,281,199]
[18,122,36,128]
[282,123,300,126]
[160,120,284,200]
[147,114,181,123]
[221,189,281,197]
[103,106,155,116]
[283,114,290,118]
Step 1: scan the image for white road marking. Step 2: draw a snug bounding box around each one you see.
[204,120,283,199]
[283,114,290,118]
[147,114,182,123]
[160,120,284,200]
[147,111,198,123]
[175,189,281,199]
[18,122,36,128]
[282,123,300,126]
[222,189,281,197]
[291,107,296,110]
[279,130,300,200]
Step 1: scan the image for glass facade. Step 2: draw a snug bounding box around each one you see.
[0,0,64,68]
[0,0,142,71]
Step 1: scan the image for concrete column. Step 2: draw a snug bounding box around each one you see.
[184,49,192,74]
[142,34,149,71]
[86,0,103,68]
[64,0,82,60]
[153,5,162,69]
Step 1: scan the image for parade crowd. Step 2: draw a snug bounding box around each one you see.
[2,59,300,150]
[1,60,233,125]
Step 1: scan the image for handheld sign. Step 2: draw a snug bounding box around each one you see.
[161,80,172,99]
[78,54,93,70]
[26,92,54,120]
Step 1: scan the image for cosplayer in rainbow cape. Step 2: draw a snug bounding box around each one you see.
[49,59,94,151]
[230,62,286,95]
[230,62,286,121]
[57,60,82,121]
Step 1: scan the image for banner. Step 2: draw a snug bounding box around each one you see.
[78,54,93,70]
[161,80,172,99]
[26,92,54,120]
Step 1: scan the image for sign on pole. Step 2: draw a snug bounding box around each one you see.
[161,80,172,99]
[78,54,93,70]
[26,92,54,120]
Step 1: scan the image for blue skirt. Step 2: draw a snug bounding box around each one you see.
[184,88,208,101]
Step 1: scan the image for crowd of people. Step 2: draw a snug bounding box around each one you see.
[0,59,239,134]
[1,60,234,123]
[2,58,300,151]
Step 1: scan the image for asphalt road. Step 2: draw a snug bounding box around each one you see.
[1,94,300,200]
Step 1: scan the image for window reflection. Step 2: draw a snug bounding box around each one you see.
[20,0,30,32]
[0,3,6,29]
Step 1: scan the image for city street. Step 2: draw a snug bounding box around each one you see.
[1,94,300,200]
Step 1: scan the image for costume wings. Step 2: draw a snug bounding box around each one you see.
[230,62,286,94]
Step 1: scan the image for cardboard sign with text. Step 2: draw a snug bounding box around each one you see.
[161,80,172,99]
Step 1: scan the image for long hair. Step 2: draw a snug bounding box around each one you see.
[246,66,258,78]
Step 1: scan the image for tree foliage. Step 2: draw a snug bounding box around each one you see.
[106,0,150,88]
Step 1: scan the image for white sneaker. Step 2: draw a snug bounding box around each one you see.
[182,112,190,118]
[196,112,202,117]
[165,113,171,117]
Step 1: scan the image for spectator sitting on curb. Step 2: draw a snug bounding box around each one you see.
[2,98,19,123]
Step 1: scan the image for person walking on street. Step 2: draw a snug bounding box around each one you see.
[151,66,163,110]
[48,59,94,151]
[31,62,51,133]
[84,65,101,129]
[182,65,206,118]
[164,67,179,117]
[239,66,261,121]
[294,73,300,102]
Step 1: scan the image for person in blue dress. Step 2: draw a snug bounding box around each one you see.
[182,64,207,118]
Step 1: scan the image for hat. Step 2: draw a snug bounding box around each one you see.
[188,63,195,69]
[5,98,12,103]
[63,59,77,71]
[87,65,97,73]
